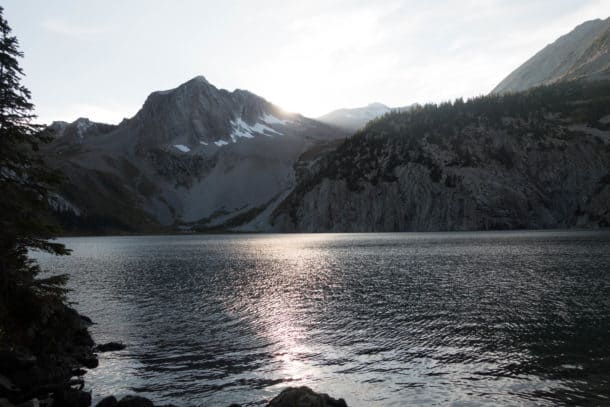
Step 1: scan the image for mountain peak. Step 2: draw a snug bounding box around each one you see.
[185,75,210,85]
[152,75,215,96]
[128,75,296,151]
[367,102,389,109]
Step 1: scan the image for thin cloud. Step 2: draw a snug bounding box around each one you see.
[9,0,609,122]
[42,19,113,36]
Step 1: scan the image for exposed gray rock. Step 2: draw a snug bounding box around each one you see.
[492,17,610,94]
[42,76,347,233]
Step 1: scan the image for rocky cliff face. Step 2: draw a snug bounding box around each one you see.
[492,18,610,94]
[271,81,610,232]
[43,77,346,233]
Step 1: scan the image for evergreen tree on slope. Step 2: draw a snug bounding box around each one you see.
[0,5,69,348]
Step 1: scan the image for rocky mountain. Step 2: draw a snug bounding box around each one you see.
[492,17,610,94]
[270,80,610,232]
[45,18,610,234]
[44,76,347,233]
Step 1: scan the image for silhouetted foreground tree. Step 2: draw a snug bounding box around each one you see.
[0,5,71,348]
[0,9,100,407]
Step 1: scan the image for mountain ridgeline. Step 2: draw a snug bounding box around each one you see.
[271,81,610,232]
[44,18,610,234]
[493,17,610,94]
[44,77,346,233]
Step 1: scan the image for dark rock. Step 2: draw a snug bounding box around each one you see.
[53,389,91,407]
[15,399,38,407]
[79,315,94,326]
[74,332,94,348]
[0,374,20,397]
[267,387,348,407]
[75,354,98,370]
[95,396,117,407]
[0,302,97,407]
[0,353,36,374]
[116,396,154,407]
[71,369,86,377]
[38,398,53,407]
[11,366,50,391]
[94,343,126,353]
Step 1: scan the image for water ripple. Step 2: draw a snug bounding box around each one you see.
[35,230,610,406]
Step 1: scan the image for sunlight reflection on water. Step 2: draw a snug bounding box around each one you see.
[35,231,610,406]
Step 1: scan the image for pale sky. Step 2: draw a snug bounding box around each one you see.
[3,1,610,124]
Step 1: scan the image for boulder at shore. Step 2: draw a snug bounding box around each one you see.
[90,387,348,407]
[266,386,348,407]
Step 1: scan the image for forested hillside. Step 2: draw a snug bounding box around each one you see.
[272,81,610,231]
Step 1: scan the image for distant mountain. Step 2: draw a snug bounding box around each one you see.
[492,17,610,94]
[317,103,392,132]
[317,103,413,132]
[47,118,116,145]
[44,76,347,233]
[271,80,610,232]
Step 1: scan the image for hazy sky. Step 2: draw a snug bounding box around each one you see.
[3,1,610,124]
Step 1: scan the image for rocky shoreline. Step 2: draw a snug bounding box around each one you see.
[0,303,97,407]
[0,306,348,407]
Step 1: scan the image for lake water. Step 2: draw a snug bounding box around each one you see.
[35,231,610,406]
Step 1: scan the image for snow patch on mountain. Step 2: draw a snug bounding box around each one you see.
[75,118,94,139]
[229,117,283,143]
[262,113,290,125]
[173,144,190,152]
[49,193,81,216]
[215,140,229,147]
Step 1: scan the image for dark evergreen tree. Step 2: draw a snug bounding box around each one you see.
[0,6,69,346]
